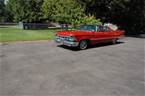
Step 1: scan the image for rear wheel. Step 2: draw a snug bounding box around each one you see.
[78,40,88,50]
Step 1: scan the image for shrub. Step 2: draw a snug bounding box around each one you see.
[72,16,102,27]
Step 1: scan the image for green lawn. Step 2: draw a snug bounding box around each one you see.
[0,27,58,42]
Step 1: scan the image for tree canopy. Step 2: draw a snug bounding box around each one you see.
[0,0,5,22]
[6,0,43,22]
[42,0,85,24]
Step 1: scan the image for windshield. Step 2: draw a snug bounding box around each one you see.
[78,25,96,32]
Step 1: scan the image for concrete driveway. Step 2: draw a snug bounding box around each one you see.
[0,37,144,96]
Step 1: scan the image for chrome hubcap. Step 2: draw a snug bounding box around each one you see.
[80,41,87,49]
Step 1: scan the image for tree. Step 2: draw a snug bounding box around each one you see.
[0,0,5,22]
[6,0,43,22]
[108,0,145,35]
[42,0,85,24]
[72,15,102,26]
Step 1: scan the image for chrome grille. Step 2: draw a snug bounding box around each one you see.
[57,36,69,41]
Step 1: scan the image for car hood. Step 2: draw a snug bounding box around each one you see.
[56,30,92,36]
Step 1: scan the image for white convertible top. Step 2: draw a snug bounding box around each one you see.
[104,23,118,31]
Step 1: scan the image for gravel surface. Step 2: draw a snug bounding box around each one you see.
[0,37,145,96]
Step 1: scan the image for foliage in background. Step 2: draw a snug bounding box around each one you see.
[42,0,85,24]
[72,16,102,26]
[6,0,43,22]
[0,0,5,22]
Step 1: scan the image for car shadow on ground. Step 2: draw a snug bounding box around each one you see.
[57,42,124,51]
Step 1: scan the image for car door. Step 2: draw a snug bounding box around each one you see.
[85,25,100,44]
[92,26,109,42]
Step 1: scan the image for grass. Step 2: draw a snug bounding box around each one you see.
[0,27,59,42]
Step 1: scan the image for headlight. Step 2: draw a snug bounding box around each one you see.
[68,36,76,41]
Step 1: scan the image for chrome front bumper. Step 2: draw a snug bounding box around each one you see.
[55,38,79,47]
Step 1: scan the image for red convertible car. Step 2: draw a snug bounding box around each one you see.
[55,25,125,50]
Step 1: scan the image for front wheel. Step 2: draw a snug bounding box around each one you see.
[78,40,88,50]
